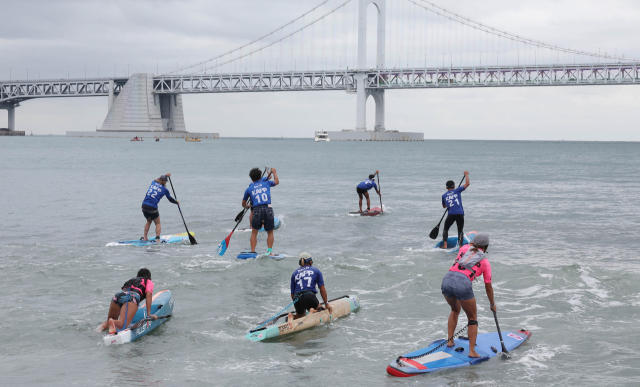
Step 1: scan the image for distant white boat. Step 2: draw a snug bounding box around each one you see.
[315,131,330,142]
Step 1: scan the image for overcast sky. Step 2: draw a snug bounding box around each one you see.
[1,0,640,141]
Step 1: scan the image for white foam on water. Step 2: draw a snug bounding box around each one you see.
[579,268,609,299]
[516,344,570,370]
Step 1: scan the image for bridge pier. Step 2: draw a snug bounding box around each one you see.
[0,102,24,135]
[66,73,216,138]
[355,81,385,132]
[7,104,15,130]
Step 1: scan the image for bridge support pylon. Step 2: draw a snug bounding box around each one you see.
[355,0,386,133]
[355,81,385,132]
[0,102,25,136]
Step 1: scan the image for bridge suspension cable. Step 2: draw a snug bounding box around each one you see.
[409,0,636,63]
[163,0,353,76]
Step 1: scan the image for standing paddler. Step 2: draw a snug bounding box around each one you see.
[141,173,180,242]
[98,268,157,333]
[242,167,279,256]
[287,253,333,323]
[440,171,470,249]
[356,171,381,213]
[440,233,495,358]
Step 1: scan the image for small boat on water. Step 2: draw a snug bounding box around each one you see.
[103,290,174,345]
[131,136,143,141]
[155,137,163,142]
[245,295,360,341]
[315,131,330,142]
[185,137,201,142]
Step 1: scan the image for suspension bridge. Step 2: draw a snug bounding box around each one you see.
[1,0,637,139]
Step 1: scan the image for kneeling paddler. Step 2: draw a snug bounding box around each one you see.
[287,253,333,323]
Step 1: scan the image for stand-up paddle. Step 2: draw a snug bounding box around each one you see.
[493,310,509,355]
[217,207,249,256]
[428,175,465,240]
[167,176,197,245]
[217,167,271,256]
[376,170,383,213]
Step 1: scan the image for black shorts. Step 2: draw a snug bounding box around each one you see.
[294,292,320,315]
[142,204,159,221]
[251,205,274,231]
[357,187,368,195]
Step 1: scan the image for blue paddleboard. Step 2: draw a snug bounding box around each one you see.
[107,232,194,246]
[433,231,477,253]
[237,251,286,260]
[103,290,174,345]
[387,329,532,377]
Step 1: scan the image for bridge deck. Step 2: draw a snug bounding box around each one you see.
[1,63,639,103]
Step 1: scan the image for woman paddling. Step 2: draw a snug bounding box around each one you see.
[99,268,156,333]
[440,233,496,358]
[142,173,179,242]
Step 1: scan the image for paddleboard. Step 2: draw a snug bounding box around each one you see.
[245,295,360,341]
[107,232,194,247]
[387,329,532,377]
[348,206,383,216]
[237,251,286,260]
[238,216,281,232]
[433,231,477,253]
[103,290,174,346]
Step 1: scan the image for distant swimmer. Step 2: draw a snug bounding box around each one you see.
[141,174,179,242]
[356,171,381,213]
[440,233,495,358]
[287,253,333,323]
[98,268,157,334]
[242,167,279,255]
[440,171,470,249]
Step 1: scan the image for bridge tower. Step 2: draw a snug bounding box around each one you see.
[355,0,385,132]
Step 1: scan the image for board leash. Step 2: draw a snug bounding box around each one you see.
[396,324,468,364]
[250,297,300,333]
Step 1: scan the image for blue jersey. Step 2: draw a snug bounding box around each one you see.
[142,181,176,208]
[291,266,324,294]
[357,179,378,191]
[243,177,276,207]
[442,186,466,215]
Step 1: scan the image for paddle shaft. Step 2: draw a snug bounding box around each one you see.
[376,172,383,213]
[493,310,509,353]
[167,176,197,245]
[429,175,466,239]
[255,295,350,328]
[128,314,172,330]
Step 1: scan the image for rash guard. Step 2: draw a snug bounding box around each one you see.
[142,181,177,209]
[442,186,466,215]
[357,179,378,191]
[291,266,324,294]
[243,177,276,207]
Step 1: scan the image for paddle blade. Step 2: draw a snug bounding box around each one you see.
[429,226,439,240]
[217,234,232,256]
[188,233,197,245]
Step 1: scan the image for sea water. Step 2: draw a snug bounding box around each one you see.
[1,137,639,386]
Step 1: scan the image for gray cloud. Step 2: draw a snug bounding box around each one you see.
[1,0,639,140]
